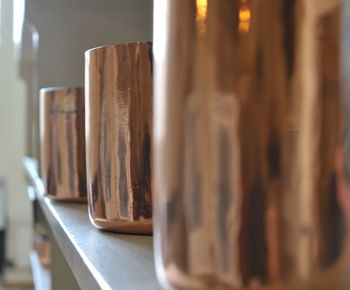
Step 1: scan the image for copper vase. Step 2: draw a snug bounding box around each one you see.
[153,0,350,289]
[40,87,86,201]
[85,42,153,234]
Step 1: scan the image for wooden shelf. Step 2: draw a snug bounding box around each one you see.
[23,157,161,290]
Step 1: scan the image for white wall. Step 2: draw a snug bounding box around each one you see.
[0,0,32,268]
[25,0,153,88]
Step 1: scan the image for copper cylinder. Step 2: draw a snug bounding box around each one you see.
[153,0,350,289]
[40,87,86,201]
[85,42,153,234]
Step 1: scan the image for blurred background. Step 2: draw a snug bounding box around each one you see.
[0,0,32,287]
[0,0,152,289]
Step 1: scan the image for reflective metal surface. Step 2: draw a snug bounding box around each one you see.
[153,0,350,289]
[85,42,153,234]
[40,87,86,201]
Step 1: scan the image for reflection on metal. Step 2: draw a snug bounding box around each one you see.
[196,0,208,38]
[238,1,251,34]
[85,43,153,234]
[153,0,348,289]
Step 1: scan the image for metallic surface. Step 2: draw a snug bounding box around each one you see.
[153,0,350,289]
[85,42,153,234]
[40,87,86,201]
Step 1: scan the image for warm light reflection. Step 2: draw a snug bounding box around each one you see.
[239,2,251,34]
[196,0,208,38]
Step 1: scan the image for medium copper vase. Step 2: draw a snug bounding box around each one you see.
[40,87,86,201]
[153,0,350,289]
[85,42,153,234]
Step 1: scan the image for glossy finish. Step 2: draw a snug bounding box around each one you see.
[153,0,350,289]
[40,87,86,201]
[85,42,153,234]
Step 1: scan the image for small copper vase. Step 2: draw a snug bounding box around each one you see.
[85,42,153,234]
[40,87,86,202]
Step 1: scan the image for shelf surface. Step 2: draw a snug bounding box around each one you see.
[23,157,162,290]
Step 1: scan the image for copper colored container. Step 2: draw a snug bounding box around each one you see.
[153,0,350,289]
[40,87,86,201]
[85,42,153,234]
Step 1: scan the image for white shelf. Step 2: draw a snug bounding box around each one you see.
[24,157,161,290]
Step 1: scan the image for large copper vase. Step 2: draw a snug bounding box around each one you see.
[40,87,86,201]
[85,42,153,234]
[153,0,350,289]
